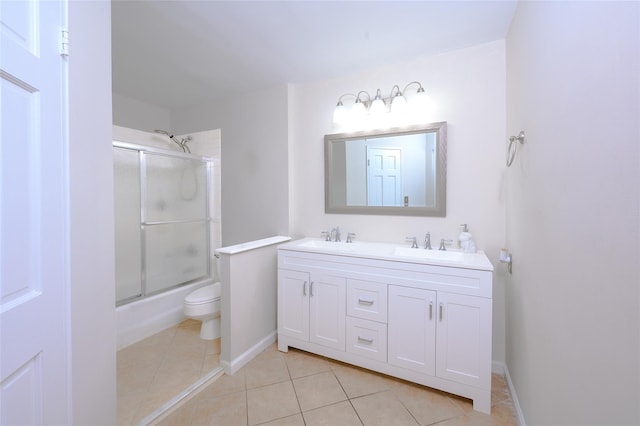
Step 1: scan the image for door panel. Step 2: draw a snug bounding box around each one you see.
[277,270,309,341]
[436,292,492,388]
[309,274,345,351]
[367,148,402,206]
[388,285,436,375]
[1,0,69,424]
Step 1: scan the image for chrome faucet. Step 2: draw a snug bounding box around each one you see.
[439,238,453,251]
[346,232,356,243]
[406,236,418,248]
[321,231,331,241]
[331,226,341,242]
[424,232,432,250]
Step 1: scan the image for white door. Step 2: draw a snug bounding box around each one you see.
[436,292,492,388]
[309,274,346,351]
[277,269,310,341]
[367,148,403,206]
[1,1,69,424]
[388,285,436,375]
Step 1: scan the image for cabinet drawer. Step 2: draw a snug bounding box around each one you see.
[346,279,388,323]
[346,316,387,362]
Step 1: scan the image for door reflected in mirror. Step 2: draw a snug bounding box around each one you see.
[325,122,446,216]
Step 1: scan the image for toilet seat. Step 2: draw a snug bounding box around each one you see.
[184,283,220,305]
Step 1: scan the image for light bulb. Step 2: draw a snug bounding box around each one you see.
[333,102,347,126]
[409,88,429,122]
[391,94,408,114]
[370,98,386,117]
[352,100,366,119]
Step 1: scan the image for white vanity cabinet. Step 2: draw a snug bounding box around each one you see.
[277,269,346,351]
[277,240,494,413]
[388,286,492,388]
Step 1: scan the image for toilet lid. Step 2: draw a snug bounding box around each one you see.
[185,283,220,305]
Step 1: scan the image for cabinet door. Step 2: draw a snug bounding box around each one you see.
[388,285,436,375]
[436,292,492,388]
[309,274,346,351]
[278,269,310,341]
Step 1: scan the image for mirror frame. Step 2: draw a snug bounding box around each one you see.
[324,121,447,216]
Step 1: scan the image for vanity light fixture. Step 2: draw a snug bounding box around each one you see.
[333,81,428,127]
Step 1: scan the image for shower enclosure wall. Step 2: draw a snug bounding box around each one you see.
[113,142,214,305]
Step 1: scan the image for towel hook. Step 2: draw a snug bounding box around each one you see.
[507,131,526,167]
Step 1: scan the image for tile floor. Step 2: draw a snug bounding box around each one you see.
[154,343,518,426]
[117,319,221,425]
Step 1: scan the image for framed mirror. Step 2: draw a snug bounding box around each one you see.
[325,122,446,216]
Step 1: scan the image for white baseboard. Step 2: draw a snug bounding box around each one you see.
[493,360,527,426]
[221,331,277,375]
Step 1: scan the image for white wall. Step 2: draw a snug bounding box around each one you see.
[112,92,171,132]
[290,41,509,362]
[68,1,116,423]
[172,85,290,246]
[217,237,289,374]
[506,2,639,424]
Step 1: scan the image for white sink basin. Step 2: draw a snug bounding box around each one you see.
[280,238,493,271]
[297,240,359,252]
[393,247,465,262]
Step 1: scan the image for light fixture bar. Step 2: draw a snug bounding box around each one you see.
[332,81,428,128]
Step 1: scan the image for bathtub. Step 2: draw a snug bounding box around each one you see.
[116,278,215,350]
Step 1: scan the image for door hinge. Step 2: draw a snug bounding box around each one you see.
[60,28,69,57]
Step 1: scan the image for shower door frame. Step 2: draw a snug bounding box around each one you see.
[113,141,214,306]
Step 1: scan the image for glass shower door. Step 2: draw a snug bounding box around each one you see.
[114,145,211,305]
[114,147,142,302]
[143,153,209,295]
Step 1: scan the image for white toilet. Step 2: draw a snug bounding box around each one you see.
[183,282,221,340]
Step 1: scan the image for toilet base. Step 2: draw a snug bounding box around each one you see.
[199,316,221,340]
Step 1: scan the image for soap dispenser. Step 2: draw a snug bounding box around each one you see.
[458,224,477,253]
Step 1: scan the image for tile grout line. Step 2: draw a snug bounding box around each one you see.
[162,343,518,426]
[119,328,175,424]
[331,367,365,425]
[283,352,307,424]
[117,321,222,425]
[140,366,224,425]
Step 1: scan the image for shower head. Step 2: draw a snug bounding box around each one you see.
[152,129,191,153]
[153,129,173,138]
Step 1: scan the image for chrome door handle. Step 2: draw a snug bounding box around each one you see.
[429,301,433,320]
[303,281,307,296]
[439,302,443,321]
[358,298,374,305]
[310,281,314,297]
[357,336,374,344]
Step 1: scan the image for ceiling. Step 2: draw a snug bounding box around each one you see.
[111,1,518,110]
